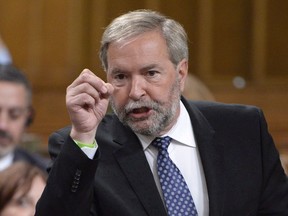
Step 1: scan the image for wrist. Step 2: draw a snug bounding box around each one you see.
[70,127,96,144]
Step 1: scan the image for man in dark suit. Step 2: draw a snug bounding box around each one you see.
[0,64,48,171]
[36,9,288,215]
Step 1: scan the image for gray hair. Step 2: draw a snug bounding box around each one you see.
[99,9,189,71]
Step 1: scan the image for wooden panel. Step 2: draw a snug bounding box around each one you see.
[197,0,213,79]
[35,0,88,88]
[86,0,107,80]
[250,0,267,83]
[266,0,288,77]
[106,0,145,20]
[211,0,252,79]
[160,0,199,77]
[0,1,31,67]
[27,91,70,144]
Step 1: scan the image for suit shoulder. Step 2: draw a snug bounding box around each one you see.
[14,148,49,171]
[184,99,265,127]
[188,100,261,115]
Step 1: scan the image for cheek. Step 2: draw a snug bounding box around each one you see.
[150,84,173,100]
[29,182,46,202]
[111,88,129,107]
[10,121,26,139]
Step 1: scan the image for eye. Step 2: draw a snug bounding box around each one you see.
[147,70,157,77]
[145,70,162,82]
[111,73,128,87]
[114,73,126,80]
[8,108,27,121]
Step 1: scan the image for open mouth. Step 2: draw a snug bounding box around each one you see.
[132,107,150,114]
[128,106,152,119]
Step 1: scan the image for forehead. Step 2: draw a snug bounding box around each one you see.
[107,31,170,66]
[0,81,28,108]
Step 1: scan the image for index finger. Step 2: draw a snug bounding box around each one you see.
[70,69,108,95]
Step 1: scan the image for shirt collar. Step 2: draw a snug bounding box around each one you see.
[0,152,14,171]
[167,101,195,147]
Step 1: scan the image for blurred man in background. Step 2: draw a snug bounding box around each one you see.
[0,64,48,171]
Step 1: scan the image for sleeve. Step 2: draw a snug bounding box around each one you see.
[35,131,99,216]
[257,109,288,214]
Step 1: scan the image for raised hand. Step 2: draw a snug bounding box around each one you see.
[66,69,114,143]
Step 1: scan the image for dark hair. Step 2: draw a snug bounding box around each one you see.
[0,64,34,126]
[0,161,47,212]
[0,64,32,105]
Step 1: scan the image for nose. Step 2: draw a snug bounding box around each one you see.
[129,76,146,100]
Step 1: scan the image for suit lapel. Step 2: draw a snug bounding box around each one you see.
[111,117,167,216]
[183,99,225,215]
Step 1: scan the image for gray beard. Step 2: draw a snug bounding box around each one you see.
[110,80,181,136]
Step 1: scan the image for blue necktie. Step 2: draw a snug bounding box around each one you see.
[152,136,198,216]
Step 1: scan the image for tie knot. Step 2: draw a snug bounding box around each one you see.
[151,136,172,151]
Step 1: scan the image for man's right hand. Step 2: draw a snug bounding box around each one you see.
[66,69,114,144]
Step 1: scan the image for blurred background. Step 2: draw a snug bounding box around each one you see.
[0,0,287,157]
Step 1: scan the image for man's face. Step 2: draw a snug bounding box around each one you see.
[107,31,188,136]
[0,82,30,157]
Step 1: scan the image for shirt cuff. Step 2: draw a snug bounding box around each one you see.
[74,140,96,148]
[74,139,97,159]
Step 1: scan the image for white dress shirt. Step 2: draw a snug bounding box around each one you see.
[0,152,13,171]
[136,102,209,216]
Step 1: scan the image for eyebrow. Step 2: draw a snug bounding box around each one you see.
[109,68,125,75]
[140,64,160,72]
[109,64,161,75]
[0,106,28,111]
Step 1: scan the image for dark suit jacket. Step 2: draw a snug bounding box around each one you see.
[13,147,49,172]
[36,98,288,216]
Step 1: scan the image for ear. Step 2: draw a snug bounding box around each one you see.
[176,59,188,92]
[25,107,35,127]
